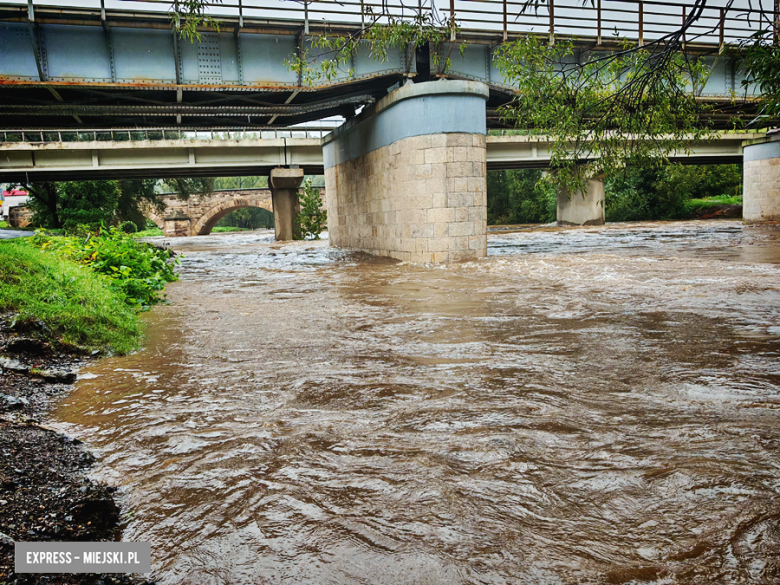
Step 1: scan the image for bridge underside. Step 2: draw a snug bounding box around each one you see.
[0,163,325,182]
[0,2,758,130]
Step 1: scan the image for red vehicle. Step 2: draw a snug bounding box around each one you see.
[1,189,28,198]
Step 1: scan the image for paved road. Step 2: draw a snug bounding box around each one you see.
[0,229,33,240]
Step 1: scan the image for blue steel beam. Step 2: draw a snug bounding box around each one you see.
[0,0,765,130]
[0,21,411,88]
[0,2,755,94]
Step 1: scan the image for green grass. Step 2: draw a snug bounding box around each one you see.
[0,221,8,229]
[212,226,249,233]
[685,194,743,214]
[0,239,141,354]
[134,227,164,238]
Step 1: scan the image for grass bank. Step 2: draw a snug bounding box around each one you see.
[684,194,743,214]
[1,227,179,354]
[0,239,141,353]
[134,225,250,238]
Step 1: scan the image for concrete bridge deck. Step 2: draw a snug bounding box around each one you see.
[0,131,762,182]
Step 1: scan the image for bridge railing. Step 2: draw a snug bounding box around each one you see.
[0,127,333,144]
[7,0,773,47]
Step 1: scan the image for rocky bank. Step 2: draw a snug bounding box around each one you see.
[0,321,152,585]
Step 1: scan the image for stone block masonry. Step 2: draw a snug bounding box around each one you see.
[743,140,780,224]
[326,133,487,262]
[323,80,490,263]
[146,187,327,237]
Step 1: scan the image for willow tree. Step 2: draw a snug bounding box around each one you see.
[493,35,713,195]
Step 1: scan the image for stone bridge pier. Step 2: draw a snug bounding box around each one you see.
[323,80,490,263]
[743,138,780,224]
[145,186,326,238]
[557,174,605,226]
[322,79,605,263]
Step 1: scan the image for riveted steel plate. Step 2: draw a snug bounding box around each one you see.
[197,33,222,84]
[111,27,177,83]
[0,23,39,80]
[43,24,112,82]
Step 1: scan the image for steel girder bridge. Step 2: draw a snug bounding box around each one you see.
[0,0,769,131]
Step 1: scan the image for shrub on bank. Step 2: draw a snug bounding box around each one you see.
[30,226,180,310]
[0,239,141,353]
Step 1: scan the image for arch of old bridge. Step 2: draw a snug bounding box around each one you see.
[147,188,326,237]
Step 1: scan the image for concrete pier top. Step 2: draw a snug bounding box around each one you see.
[323,80,490,148]
[323,80,490,169]
[270,167,305,190]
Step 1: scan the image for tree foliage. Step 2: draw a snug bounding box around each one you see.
[169,0,221,42]
[487,169,556,225]
[487,164,743,224]
[285,9,464,85]
[741,32,780,125]
[213,176,268,190]
[493,36,712,196]
[162,177,215,201]
[26,180,119,230]
[295,178,328,239]
[605,163,742,222]
[216,207,274,230]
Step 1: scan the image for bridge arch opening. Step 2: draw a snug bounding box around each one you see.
[192,198,274,236]
[146,212,164,230]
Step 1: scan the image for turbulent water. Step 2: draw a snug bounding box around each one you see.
[53,221,780,584]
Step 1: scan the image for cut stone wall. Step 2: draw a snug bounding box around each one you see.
[325,133,487,263]
[8,205,33,228]
[145,187,327,236]
[743,157,780,224]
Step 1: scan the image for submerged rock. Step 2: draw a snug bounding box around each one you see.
[0,357,27,373]
[0,394,29,410]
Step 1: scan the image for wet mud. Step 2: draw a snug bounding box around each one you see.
[0,329,149,585]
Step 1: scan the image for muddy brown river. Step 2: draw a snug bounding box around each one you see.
[53,221,780,584]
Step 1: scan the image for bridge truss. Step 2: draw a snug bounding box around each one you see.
[0,0,771,130]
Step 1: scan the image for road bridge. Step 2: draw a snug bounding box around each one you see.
[0,117,761,246]
[0,128,759,181]
[0,0,766,129]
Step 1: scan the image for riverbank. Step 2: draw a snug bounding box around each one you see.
[0,233,176,584]
[0,326,153,584]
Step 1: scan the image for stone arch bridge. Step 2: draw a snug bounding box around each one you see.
[146,187,326,237]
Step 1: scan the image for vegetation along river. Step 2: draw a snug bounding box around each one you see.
[51,220,780,584]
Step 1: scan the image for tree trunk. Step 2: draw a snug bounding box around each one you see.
[44,184,61,229]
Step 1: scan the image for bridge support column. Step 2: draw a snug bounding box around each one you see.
[557,176,605,226]
[743,139,780,224]
[323,80,490,263]
[270,167,304,241]
[163,210,192,237]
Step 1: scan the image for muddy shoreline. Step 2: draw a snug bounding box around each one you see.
[0,321,152,585]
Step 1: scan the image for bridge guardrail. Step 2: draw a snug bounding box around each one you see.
[0,127,333,144]
[4,0,773,47]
